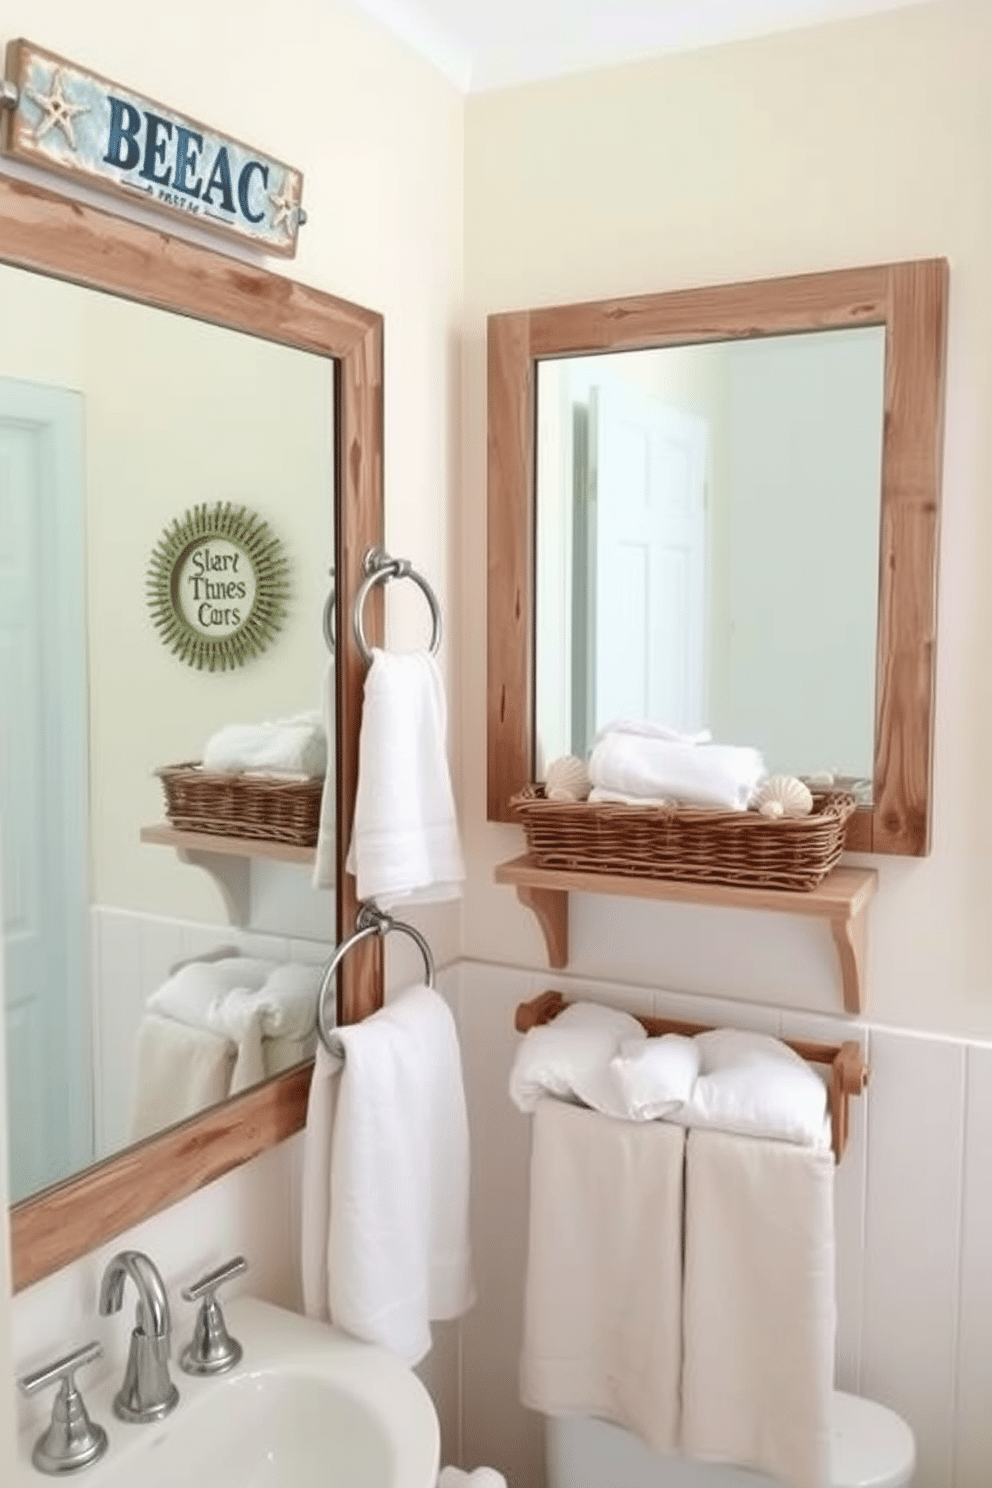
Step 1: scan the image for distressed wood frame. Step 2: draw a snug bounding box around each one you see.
[1,171,384,1290]
[487,259,948,857]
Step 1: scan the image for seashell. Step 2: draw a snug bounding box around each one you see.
[545,755,591,803]
[752,774,814,820]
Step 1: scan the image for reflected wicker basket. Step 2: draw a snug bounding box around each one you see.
[156,762,323,848]
[510,784,856,892]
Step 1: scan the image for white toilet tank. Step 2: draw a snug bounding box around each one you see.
[545,1392,915,1488]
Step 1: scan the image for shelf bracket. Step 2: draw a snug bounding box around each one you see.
[829,902,868,1016]
[174,848,250,926]
[514,884,568,969]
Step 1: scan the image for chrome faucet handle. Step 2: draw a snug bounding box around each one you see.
[19,1341,109,1475]
[180,1256,247,1376]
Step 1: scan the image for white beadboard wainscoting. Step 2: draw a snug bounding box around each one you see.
[452,960,992,1488]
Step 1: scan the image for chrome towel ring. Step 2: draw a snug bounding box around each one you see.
[316,903,436,1052]
[322,569,336,655]
[352,545,442,666]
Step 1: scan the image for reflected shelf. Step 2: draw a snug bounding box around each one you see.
[140,824,316,925]
[493,854,877,1015]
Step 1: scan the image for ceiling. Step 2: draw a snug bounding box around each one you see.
[348,0,938,91]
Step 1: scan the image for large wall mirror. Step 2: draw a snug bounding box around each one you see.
[0,172,383,1290]
[488,259,948,857]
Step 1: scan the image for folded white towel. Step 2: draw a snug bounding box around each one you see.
[508,1001,646,1117]
[301,985,475,1364]
[346,649,464,909]
[202,711,326,777]
[589,787,676,808]
[313,657,337,890]
[594,717,712,745]
[129,1014,234,1140]
[521,1099,683,1456]
[147,956,322,1092]
[681,1128,835,1488]
[678,1029,830,1149]
[437,1469,507,1488]
[610,1033,700,1119]
[589,733,765,811]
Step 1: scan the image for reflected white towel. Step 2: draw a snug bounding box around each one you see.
[313,657,337,890]
[129,1014,234,1140]
[508,1001,646,1118]
[595,717,712,745]
[682,1128,835,1488]
[301,985,475,1364]
[589,734,764,811]
[521,1100,683,1455]
[610,1033,700,1119]
[678,1030,830,1148]
[437,1470,507,1488]
[203,711,326,777]
[346,649,464,908]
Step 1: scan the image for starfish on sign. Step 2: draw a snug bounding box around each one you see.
[268,174,300,235]
[26,68,88,150]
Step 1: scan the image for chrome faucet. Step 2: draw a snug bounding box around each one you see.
[98,1250,179,1423]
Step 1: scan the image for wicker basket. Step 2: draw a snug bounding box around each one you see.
[156,762,324,848]
[510,784,856,892]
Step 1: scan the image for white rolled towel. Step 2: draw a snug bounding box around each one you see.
[610,1033,700,1119]
[509,1001,647,1118]
[589,732,765,812]
[676,1029,831,1149]
[202,711,326,777]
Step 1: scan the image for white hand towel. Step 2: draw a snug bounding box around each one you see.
[346,649,464,908]
[301,985,475,1364]
[678,1029,830,1148]
[202,711,326,777]
[313,656,337,889]
[508,1001,646,1117]
[147,956,274,1025]
[129,1014,234,1140]
[681,1128,835,1488]
[521,1099,683,1456]
[589,733,765,811]
[610,1033,700,1119]
[588,787,677,808]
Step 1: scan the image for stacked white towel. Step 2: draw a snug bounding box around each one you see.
[509,1005,830,1148]
[346,648,464,908]
[589,728,765,811]
[203,711,326,777]
[301,984,475,1364]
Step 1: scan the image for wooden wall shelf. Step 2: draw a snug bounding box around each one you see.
[140,824,316,925]
[493,855,878,1015]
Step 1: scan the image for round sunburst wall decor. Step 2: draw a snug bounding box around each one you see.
[147,502,290,671]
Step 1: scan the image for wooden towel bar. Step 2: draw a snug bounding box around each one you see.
[515,990,869,1163]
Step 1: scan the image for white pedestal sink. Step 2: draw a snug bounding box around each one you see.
[14,1297,440,1487]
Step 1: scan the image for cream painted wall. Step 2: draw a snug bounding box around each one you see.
[0,0,464,1468]
[462,0,992,1039]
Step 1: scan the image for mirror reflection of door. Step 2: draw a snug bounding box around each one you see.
[0,378,91,1199]
[582,383,707,751]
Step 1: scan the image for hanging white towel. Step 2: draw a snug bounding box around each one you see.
[129,1014,234,1140]
[313,656,337,890]
[520,1099,683,1456]
[301,985,475,1364]
[589,733,765,811]
[346,649,464,908]
[681,1128,836,1488]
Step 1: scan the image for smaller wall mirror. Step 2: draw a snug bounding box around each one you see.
[488,260,948,857]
